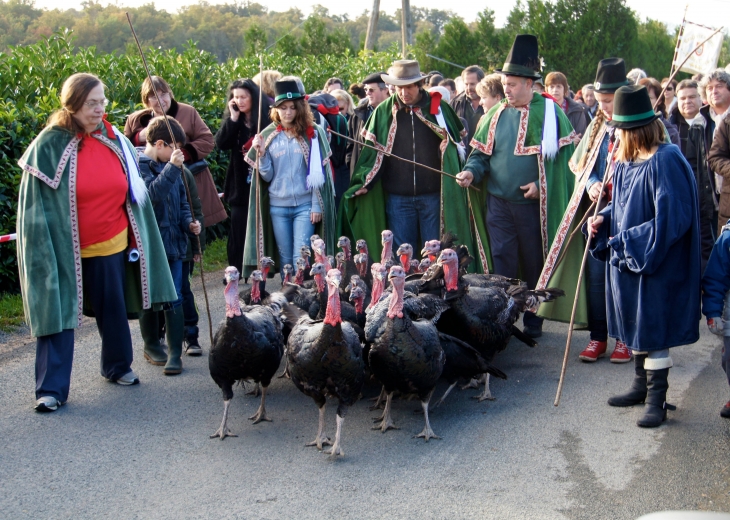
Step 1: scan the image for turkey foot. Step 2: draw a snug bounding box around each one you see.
[462,373,486,390]
[435,382,457,408]
[472,374,495,402]
[368,385,386,410]
[414,393,441,441]
[246,382,261,397]
[277,359,291,379]
[210,399,238,440]
[324,414,346,458]
[372,393,399,432]
[249,387,272,424]
[306,405,332,450]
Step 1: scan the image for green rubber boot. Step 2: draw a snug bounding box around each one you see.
[163,308,184,375]
[139,309,167,366]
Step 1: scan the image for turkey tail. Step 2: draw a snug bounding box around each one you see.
[511,325,537,347]
[522,287,565,312]
[440,231,458,250]
[278,283,300,302]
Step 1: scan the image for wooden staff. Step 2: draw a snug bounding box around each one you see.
[125,12,214,347]
[554,26,724,406]
[327,128,481,192]
[255,54,264,268]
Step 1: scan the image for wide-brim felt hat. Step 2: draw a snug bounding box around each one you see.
[495,34,542,80]
[274,80,304,107]
[594,58,629,93]
[381,60,428,86]
[606,85,660,129]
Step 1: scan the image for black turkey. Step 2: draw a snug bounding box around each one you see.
[287,269,365,457]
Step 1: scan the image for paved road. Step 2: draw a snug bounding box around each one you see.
[2,271,730,519]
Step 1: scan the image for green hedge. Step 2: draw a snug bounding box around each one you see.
[0,29,399,294]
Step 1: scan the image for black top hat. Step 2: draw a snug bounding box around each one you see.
[274,80,304,106]
[606,85,660,129]
[495,34,542,80]
[594,58,629,93]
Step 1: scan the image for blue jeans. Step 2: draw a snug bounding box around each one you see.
[168,259,183,308]
[270,203,314,277]
[385,193,440,248]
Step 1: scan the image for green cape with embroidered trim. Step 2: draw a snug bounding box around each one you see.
[243,123,336,278]
[17,124,177,337]
[337,91,491,271]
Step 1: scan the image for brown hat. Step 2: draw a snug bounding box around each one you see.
[381,60,428,86]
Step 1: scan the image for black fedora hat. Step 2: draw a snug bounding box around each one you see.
[606,85,660,129]
[594,58,629,94]
[274,80,304,107]
[495,34,542,80]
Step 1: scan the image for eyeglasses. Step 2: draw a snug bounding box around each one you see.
[665,87,674,92]
[83,98,109,108]
[364,87,384,94]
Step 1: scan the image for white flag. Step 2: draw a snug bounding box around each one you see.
[674,21,723,75]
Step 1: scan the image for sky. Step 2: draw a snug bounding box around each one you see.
[31,0,728,33]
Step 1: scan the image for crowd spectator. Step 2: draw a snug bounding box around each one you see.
[475,73,505,119]
[669,79,717,274]
[661,77,678,114]
[627,67,647,84]
[439,78,457,99]
[346,72,389,178]
[137,117,202,376]
[323,77,344,93]
[450,65,485,154]
[582,84,598,119]
[18,73,177,411]
[701,69,730,126]
[330,88,355,120]
[427,71,444,87]
[215,79,272,274]
[532,76,545,93]
[545,71,590,138]
[708,75,730,233]
[253,70,282,103]
[638,77,679,146]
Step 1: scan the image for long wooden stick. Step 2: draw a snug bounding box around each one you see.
[327,128,480,192]
[254,54,264,268]
[125,12,214,347]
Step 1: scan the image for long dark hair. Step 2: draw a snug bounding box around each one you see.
[223,78,271,128]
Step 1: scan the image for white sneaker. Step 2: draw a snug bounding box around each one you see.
[35,396,62,412]
[114,370,140,386]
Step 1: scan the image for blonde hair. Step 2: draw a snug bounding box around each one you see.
[614,119,665,163]
[270,98,314,137]
[330,88,354,117]
[253,70,282,99]
[46,73,103,135]
[476,74,505,99]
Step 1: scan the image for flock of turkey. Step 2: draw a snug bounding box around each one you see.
[208,231,564,457]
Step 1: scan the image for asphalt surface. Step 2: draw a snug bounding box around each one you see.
[2,270,730,519]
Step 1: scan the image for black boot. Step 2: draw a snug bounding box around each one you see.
[139,309,167,366]
[184,325,203,356]
[637,368,675,428]
[163,308,184,375]
[608,354,647,407]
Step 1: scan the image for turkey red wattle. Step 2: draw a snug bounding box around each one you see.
[224,277,242,318]
[323,270,343,327]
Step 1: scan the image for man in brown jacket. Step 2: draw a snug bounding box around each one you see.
[709,111,730,233]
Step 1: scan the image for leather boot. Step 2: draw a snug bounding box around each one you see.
[637,368,675,428]
[163,308,184,375]
[608,354,647,407]
[139,309,167,366]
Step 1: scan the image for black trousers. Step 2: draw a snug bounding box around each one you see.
[227,204,247,274]
[485,194,544,328]
[82,252,134,380]
[181,260,199,328]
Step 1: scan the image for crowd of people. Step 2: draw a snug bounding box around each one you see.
[15,33,730,430]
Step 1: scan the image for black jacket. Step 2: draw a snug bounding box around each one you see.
[346,98,374,177]
[450,91,483,153]
[670,104,717,220]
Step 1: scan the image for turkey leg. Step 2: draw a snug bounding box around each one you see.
[415,390,441,441]
[305,405,332,450]
[473,373,495,402]
[325,413,346,457]
[249,385,272,423]
[435,382,457,408]
[246,382,261,397]
[210,399,238,440]
[372,392,398,432]
[368,385,386,411]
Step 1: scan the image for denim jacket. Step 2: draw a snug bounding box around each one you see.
[139,152,193,261]
[258,131,322,213]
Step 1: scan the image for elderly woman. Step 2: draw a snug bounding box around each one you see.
[330,88,355,120]
[546,71,590,138]
[17,73,175,412]
[245,80,336,278]
[125,75,225,353]
[215,79,272,273]
[587,85,700,428]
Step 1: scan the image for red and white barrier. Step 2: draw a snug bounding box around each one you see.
[0,233,17,243]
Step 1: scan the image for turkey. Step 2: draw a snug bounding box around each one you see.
[298,245,313,282]
[355,239,374,286]
[240,257,275,305]
[287,269,365,457]
[418,257,432,273]
[365,265,446,441]
[366,262,388,311]
[395,243,416,274]
[380,230,396,270]
[348,283,367,329]
[209,266,285,440]
[282,264,294,285]
[435,249,564,401]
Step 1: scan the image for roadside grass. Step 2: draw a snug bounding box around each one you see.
[200,238,228,273]
[0,293,25,332]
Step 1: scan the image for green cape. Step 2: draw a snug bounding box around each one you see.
[468,93,578,273]
[17,124,177,337]
[243,123,336,278]
[338,92,491,272]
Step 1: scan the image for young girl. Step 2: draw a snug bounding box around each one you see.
[244,79,336,279]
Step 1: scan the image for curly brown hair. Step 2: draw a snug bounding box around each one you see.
[269,98,314,137]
